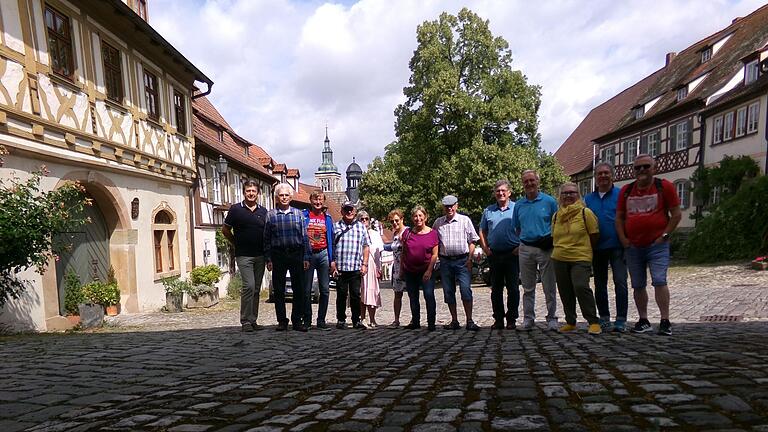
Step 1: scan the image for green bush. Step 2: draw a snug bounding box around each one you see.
[63,270,83,315]
[161,277,190,296]
[190,265,222,286]
[0,158,89,307]
[187,284,216,299]
[686,175,768,263]
[227,272,242,300]
[82,281,120,306]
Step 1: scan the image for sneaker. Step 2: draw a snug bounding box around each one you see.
[252,324,264,331]
[547,320,559,332]
[491,321,504,330]
[518,319,534,332]
[466,321,480,331]
[388,321,400,329]
[317,322,331,331]
[657,319,672,336]
[241,323,254,332]
[336,321,347,330]
[631,320,653,333]
[612,321,626,333]
[443,320,461,330]
[587,323,602,335]
[353,321,367,329]
[598,318,612,332]
[558,323,577,333]
[369,322,378,329]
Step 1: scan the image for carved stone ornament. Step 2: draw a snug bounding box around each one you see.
[131,198,139,220]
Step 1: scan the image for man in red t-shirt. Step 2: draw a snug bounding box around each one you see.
[616,154,681,336]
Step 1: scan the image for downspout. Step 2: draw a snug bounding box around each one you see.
[189,177,198,267]
[591,141,596,191]
[696,112,706,226]
[764,93,768,174]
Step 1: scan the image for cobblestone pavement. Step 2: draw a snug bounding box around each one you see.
[1,263,768,431]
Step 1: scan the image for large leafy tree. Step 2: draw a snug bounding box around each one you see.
[360,8,566,223]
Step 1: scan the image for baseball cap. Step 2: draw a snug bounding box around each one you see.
[341,200,356,210]
[441,195,458,206]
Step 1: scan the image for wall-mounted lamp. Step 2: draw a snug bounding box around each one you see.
[216,155,228,175]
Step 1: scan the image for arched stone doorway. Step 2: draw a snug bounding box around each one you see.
[45,171,135,330]
[54,197,110,315]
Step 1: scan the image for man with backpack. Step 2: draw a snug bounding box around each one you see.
[331,201,369,329]
[616,154,681,336]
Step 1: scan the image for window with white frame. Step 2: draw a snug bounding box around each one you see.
[747,102,760,133]
[672,120,690,150]
[736,107,747,137]
[600,146,615,164]
[633,106,644,120]
[675,180,690,209]
[710,185,723,206]
[623,138,639,164]
[641,131,660,157]
[198,158,208,199]
[713,116,724,144]
[676,87,688,101]
[579,180,591,197]
[723,111,734,141]
[745,60,759,85]
[234,175,243,203]
[701,47,712,63]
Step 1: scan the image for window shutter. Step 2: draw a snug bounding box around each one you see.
[640,134,648,154]
[686,119,693,148]
[669,124,677,152]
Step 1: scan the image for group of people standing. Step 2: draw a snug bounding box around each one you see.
[223,153,681,336]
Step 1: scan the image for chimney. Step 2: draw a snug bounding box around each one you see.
[665,52,677,66]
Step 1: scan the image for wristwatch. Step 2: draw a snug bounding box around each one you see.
[661,233,670,241]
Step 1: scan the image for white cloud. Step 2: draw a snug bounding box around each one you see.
[150,0,766,184]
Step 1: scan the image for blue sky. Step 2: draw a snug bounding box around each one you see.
[149,0,766,184]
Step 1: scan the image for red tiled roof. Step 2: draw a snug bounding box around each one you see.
[273,163,287,173]
[554,68,664,176]
[603,4,768,139]
[294,182,343,221]
[192,96,232,130]
[287,168,300,178]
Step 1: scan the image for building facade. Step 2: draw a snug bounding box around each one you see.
[0,0,212,331]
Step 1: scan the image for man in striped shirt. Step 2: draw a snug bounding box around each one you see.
[433,195,480,331]
[264,183,311,332]
[331,201,369,329]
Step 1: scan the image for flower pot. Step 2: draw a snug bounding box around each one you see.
[165,292,184,313]
[78,303,104,328]
[187,288,219,308]
[66,315,81,326]
[752,260,768,271]
[105,304,120,316]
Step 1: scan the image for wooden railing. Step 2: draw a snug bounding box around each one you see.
[613,149,690,181]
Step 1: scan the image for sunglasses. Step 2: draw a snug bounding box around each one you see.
[634,164,652,171]
[359,217,369,221]
[342,207,355,213]
[560,191,578,196]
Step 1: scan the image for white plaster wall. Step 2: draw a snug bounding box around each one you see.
[1,0,25,54]
[0,58,25,107]
[705,95,768,174]
[0,142,194,329]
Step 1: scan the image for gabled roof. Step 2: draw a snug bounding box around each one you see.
[602,4,768,140]
[287,168,300,178]
[554,68,664,176]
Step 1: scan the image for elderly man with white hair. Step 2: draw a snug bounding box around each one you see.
[264,183,311,332]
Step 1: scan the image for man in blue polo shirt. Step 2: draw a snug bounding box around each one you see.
[479,180,522,330]
[584,162,628,333]
[513,169,559,331]
[223,180,268,332]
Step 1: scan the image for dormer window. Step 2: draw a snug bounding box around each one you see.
[745,59,759,84]
[701,47,712,63]
[218,129,224,142]
[676,86,688,101]
[244,145,249,156]
[633,106,644,120]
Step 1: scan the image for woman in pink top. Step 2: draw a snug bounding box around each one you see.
[400,206,439,331]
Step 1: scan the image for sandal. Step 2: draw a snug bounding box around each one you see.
[388,321,400,329]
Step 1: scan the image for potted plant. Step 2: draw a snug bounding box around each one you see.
[79,281,106,328]
[63,269,83,326]
[104,266,121,316]
[162,277,188,312]
[187,265,221,308]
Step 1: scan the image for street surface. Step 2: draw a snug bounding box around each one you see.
[1,263,768,431]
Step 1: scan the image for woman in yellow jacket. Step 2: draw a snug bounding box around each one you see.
[551,182,602,335]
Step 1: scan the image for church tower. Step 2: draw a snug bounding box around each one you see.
[315,127,345,204]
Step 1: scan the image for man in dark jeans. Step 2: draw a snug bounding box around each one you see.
[302,190,335,330]
[223,180,267,332]
[479,180,521,330]
[264,183,311,332]
[331,201,369,329]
